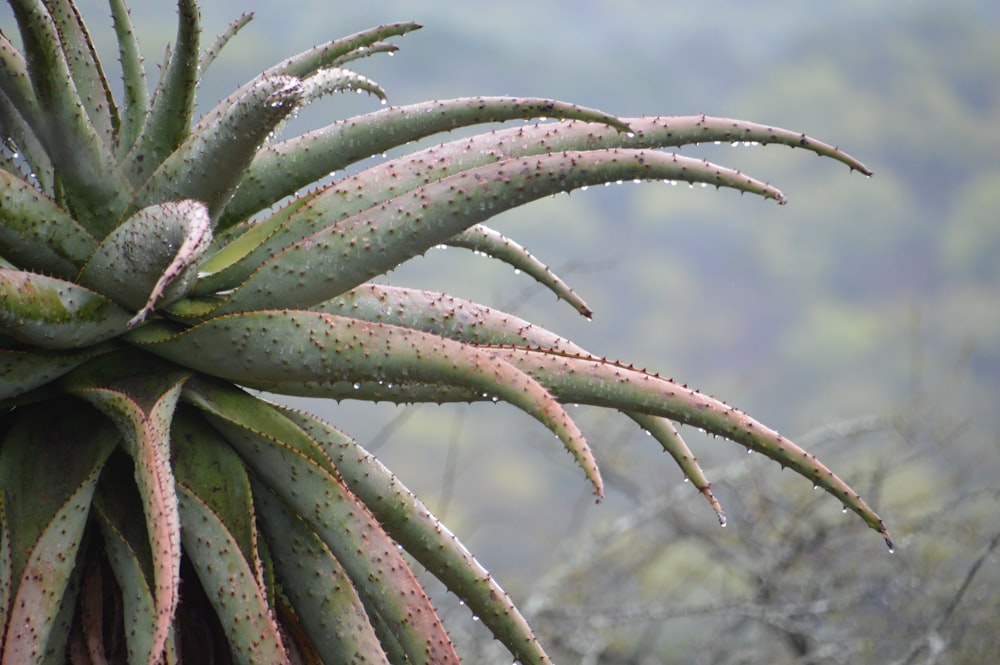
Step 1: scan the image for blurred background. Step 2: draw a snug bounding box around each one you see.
[64,1,1000,662]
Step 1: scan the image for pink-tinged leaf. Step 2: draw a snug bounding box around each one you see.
[223,95,630,223]
[0,399,117,664]
[61,351,193,664]
[76,200,212,328]
[495,347,892,547]
[282,406,556,665]
[445,224,592,317]
[182,379,461,665]
[212,148,783,316]
[130,312,603,496]
[0,269,132,349]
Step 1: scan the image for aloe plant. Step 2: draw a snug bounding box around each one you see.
[0,2,892,663]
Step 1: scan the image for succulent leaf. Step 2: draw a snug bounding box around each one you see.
[77,200,212,327]
[134,77,302,219]
[200,11,254,74]
[183,379,461,665]
[0,169,97,278]
[263,21,422,80]
[0,346,112,401]
[253,483,392,665]
[211,148,782,317]
[176,478,289,665]
[61,353,193,664]
[122,0,200,183]
[223,96,632,223]
[132,312,603,494]
[0,400,117,665]
[92,453,162,665]
[495,346,892,545]
[107,0,149,159]
[283,406,556,665]
[445,224,593,317]
[43,0,118,151]
[0,269,132,348]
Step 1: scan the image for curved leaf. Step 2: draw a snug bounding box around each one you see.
[0,269,132,349]
[43,0,118,150]
[212,148,782,316]
[93,453,162,665]
[76,200,212,327]
[253,482,391,665]
[0,169,97,278]
[0,400,117,665]
[107,0,148,160]
[130,312,602,495]
[263,22,421,80]
[176,480,289,665]
[283,406,556,665]
[494,346,893,546]
[223,96,632,223]
[6,0,129,230]
[121,0,199,184]
[321,284,723,520]
[61,351,193,664]
[200,11,254,75]
[0,345,114,402]
[182,379,461,665]
[445,224,592,317]
[134,76,303,219]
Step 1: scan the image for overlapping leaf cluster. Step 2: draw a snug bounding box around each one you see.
[0,2,890,663]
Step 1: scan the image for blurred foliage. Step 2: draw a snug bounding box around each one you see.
[62,0,999,660]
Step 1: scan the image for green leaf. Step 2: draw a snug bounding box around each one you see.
[494,346,893,546]
[131,312,602,495]
[43,0,118,151]
[108,0,149,159]
[93,453,161,665]
[319,284,724,521]
[0,399,117,665]
[171,407,259,582]
[182,379,461,665]
[222,96,632,223]
[0,270,132,349]
[133,77,303,220]
[6,0,131,232]
[121,0,200,185]
[0,345,113,402]
[626,413,726,525]
[76,200,212,328]
[445,224,592,317]
[264,22,421,79]
[253,482,391,665]
[61,351,193,665]
[199,11,254,75]
[0,87,53,193]
[177,484,290,665]
[0,168,97,278]
[213,149,781,316]
[283,407,556,665]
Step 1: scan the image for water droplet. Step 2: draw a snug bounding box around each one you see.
[812,484,819,490]
[746,448,753,454]
[472,615,480,622]
[842,507,848,514]
[682,475,689,483]
[352,383,361,390]
[513,268,521,275]
[580,185,589,191]
[719,517,727,528]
